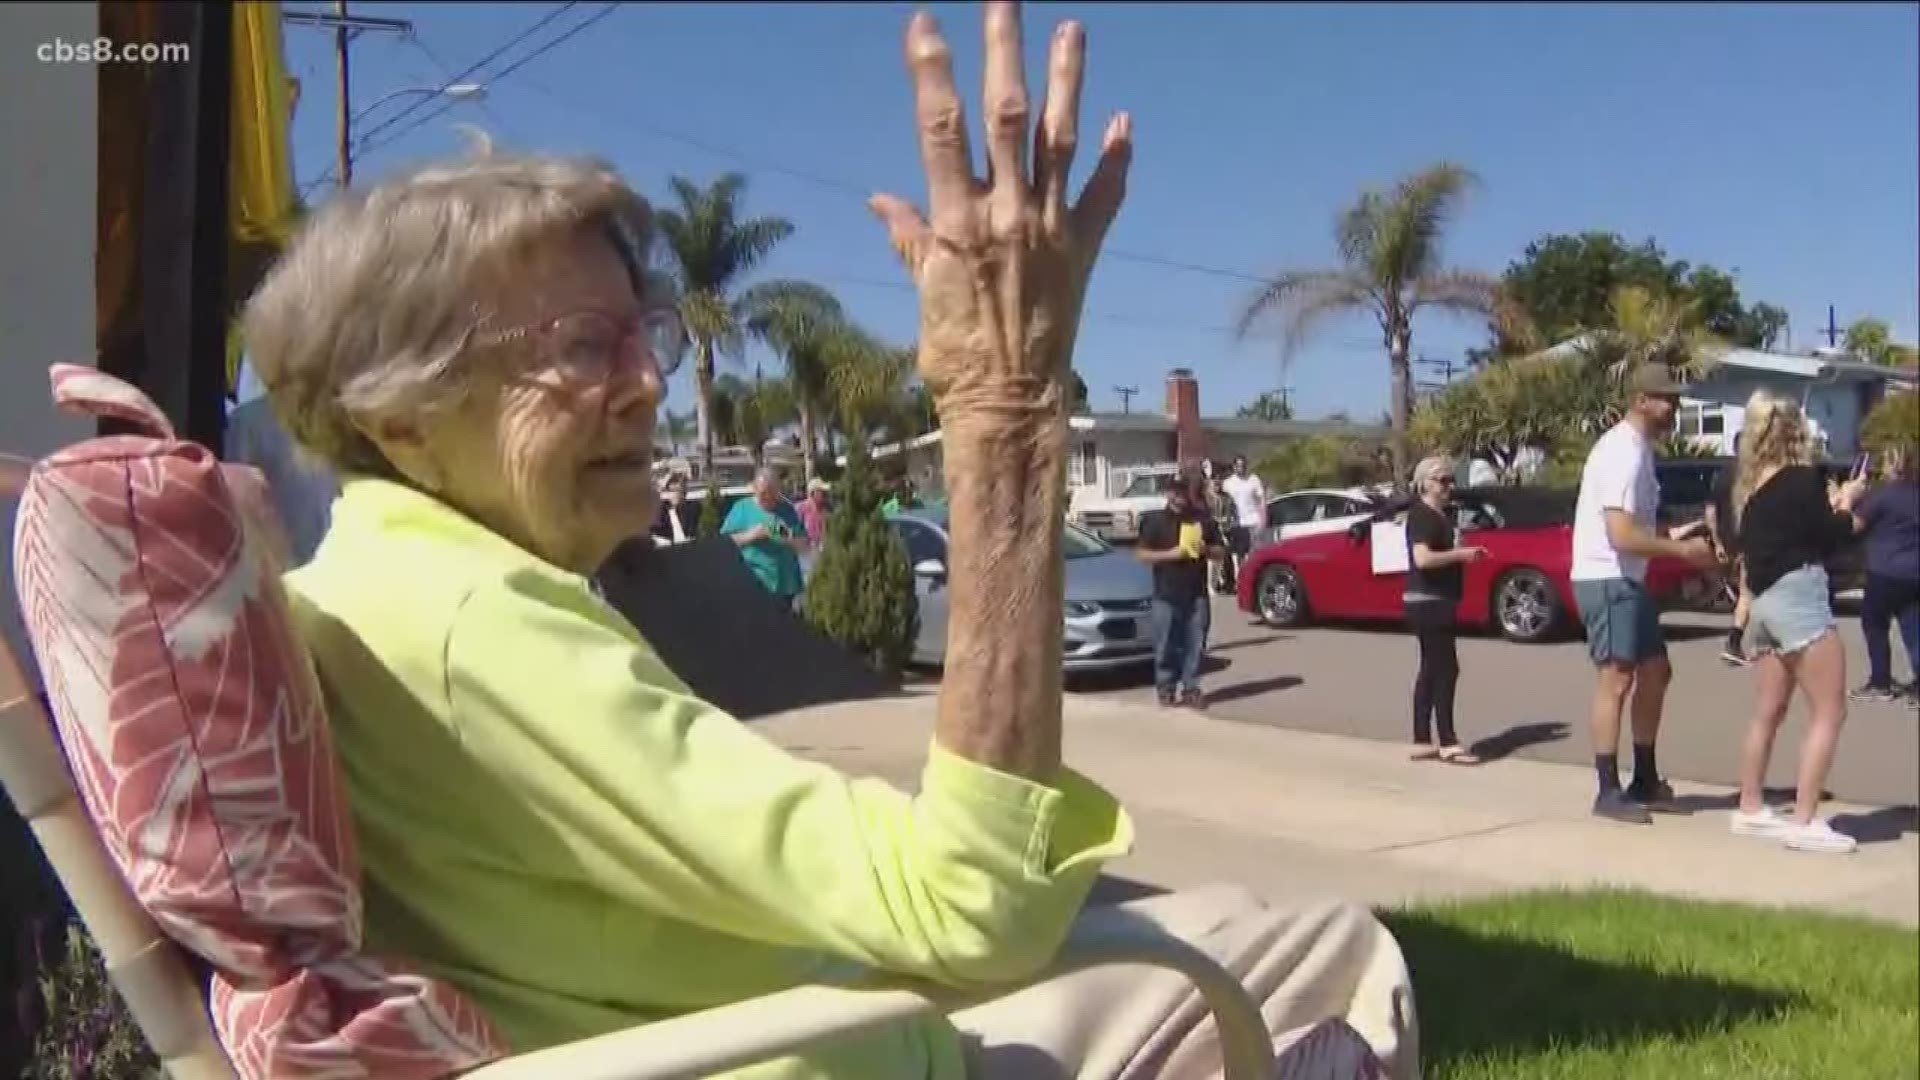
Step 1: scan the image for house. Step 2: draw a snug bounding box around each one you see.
[1673,347,1916,458]
[1525,338,1918,460]
[845,369,1392,503]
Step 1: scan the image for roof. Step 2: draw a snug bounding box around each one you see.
[1533,335,1919,387]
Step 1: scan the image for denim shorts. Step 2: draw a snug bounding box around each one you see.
[1745,564,1834,657]
[1573,577,1666,666]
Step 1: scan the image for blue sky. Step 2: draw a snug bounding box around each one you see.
[281,2,1919,421]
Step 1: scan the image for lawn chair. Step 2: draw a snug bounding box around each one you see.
[0,365,1290,1080]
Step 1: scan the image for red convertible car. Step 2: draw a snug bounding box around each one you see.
[1235,486,1702,643]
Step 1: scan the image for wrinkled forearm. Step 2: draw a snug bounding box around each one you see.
[935,402,1068,782]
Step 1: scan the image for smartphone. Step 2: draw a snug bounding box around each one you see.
[1853,452,1873,481]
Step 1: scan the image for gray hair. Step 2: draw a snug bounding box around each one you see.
[1411,455,1455,494]
[241,139,653,476]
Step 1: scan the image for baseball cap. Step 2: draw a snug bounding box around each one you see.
[1628,363,1690,397]
[806,478,829,493]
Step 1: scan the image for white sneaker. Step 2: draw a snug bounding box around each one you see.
[1782,818,1858,854]
[1729,806,1792,839]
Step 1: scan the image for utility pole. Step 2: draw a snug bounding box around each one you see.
[281,6,413,187]
[1114,385,1138,414]
[334,0,351,187]
[1822,304,1840,349]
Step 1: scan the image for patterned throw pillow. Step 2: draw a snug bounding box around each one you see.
[12,365,506,1078]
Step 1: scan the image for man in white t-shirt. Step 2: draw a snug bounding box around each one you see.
[1571,364,1718,824]
[1219,455,1268,589]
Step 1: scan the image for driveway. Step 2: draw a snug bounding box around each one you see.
[1069,596,1920,808]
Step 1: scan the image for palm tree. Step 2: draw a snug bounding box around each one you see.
[654,172,795,480]
[1576,284,1727,382]
[709,373,796,467]
[658,408,695,458]
[742,281,845,484]
[1234,163,1509,490]
[823,328,918,445]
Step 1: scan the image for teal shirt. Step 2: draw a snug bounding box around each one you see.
[723,496,807,598]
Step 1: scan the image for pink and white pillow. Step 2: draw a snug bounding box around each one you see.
[12,364,506,1078]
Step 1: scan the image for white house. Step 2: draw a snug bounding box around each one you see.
[1672,347,1915,458]
[844,369,1391,505]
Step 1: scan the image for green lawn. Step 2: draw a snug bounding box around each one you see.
[1384,889,1919,1080]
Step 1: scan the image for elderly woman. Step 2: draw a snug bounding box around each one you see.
[1402,457,1487,765]
[241,4,1416,1077]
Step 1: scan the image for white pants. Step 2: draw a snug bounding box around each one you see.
[954,886,1419,1079]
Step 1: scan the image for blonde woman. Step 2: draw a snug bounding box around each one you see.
[1729,390,1869,853]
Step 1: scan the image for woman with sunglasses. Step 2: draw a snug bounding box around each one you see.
[239,4,1415,1077]
[1403,456,1488,765]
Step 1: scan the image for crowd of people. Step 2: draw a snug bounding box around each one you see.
[1127,362,1916,857]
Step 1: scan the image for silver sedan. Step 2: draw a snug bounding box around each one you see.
[887,509,1158,672]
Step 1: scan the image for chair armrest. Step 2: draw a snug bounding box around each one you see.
[462,906,1276,1080]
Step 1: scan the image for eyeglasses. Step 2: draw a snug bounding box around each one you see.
[474,306,688,382]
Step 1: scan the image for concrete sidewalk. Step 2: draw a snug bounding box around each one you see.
[757,690,1920,927]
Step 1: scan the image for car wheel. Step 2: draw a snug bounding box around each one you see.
[1256,564,1309,628]
[1493,568,1562,643]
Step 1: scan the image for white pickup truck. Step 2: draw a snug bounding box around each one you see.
[1069,466,1180,542]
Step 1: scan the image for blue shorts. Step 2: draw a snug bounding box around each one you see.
[1573,578,1666,666]
[1745,565,1834,657]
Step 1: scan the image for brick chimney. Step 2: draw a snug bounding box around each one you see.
[1164,368,1206,467]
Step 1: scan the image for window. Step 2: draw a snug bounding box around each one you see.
[1270,496,1316,527]
[1068,441,1097,487]
[1701,411,1725,436]
[1675,406,1702,438]
[890,520,947,567]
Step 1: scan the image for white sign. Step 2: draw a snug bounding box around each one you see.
[1370,520,1409,576]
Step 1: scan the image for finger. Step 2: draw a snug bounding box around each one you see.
[1035,20,1085,221]
[867,192,933,272]
[1071,112,1133,251]
[906,11,975,230]
[981,1,1030,195]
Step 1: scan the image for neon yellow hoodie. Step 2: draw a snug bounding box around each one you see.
[285,477,1132,1078]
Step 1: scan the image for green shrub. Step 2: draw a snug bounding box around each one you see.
[802,440,918,677]
[697,482,725,539]
[1862,390,1918,459]
[27,925,158,1080]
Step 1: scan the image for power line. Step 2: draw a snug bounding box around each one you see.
[506,77,1275,287]
[358,3,622,161]
[356,1,579,146]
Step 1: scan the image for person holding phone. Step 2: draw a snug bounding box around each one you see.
[723,466,810,608]
[1404,456,1487,764]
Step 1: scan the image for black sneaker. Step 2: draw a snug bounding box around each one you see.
[1156,688,1177,708]
[1850,684,1902,704]
[1627,778,1678,812]
[1594,790,1653,824]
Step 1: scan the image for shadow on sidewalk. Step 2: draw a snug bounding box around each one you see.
[1830,805,1919,843]
[1467,721,1570,762]
[1206,675,1305,706]
[1383,906,1799,1069]
[1209,634,1292,653]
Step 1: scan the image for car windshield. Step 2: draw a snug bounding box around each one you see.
[1120,474,1167,498]
[1062,522,1111,559]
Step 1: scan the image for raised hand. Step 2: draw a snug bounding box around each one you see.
[869,2,1132,420]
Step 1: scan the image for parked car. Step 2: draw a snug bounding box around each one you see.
[1654,457,1866,602]
[1235,486,1704,643]
[885,508,1157,672]
[1069,466,1179,542]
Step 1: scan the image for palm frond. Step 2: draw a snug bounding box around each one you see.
[723,217,797,277]
[1372,163,1478,291]
[1233,269,1378,359]
[1409,268,1502,320]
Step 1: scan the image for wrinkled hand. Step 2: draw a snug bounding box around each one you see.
[869,2,1132,422]
[1462,545,1491,563]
